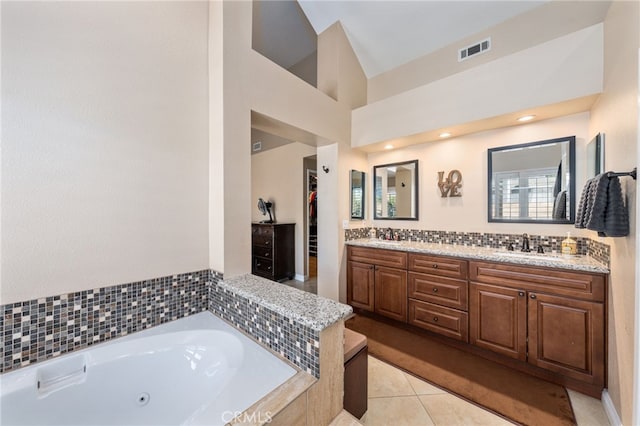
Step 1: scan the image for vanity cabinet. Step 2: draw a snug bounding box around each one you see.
[347,246,408,322]
[469,261,606,387]
[251,223,295,282]
[407,254,469,342]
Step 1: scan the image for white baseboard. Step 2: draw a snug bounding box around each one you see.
[294,274,307,282]
[602,389,623,426]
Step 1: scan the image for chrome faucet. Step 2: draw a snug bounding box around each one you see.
[521,233,531,252]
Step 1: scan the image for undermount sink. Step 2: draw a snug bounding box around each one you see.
[493,251,566,262]
[370,239,402,245]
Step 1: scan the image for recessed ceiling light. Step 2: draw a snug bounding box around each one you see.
[384,144,393,150]
[517,115,536,122]
[439,132,451,138]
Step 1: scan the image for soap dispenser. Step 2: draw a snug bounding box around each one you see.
[561,232,577,255]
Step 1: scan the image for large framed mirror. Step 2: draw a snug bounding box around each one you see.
[350,170,365,219]
[373,160,419,220]
[488,136,575,223]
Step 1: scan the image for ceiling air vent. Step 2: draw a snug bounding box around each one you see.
[458,37,491,62]
[252,141,262,152]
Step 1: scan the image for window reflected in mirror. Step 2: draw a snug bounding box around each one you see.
[373,160,419,220]
[488,136,575,223]
[350,170,365,219]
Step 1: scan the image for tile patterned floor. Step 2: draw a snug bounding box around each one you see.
[281,276,317,294]
[361,356,610,426]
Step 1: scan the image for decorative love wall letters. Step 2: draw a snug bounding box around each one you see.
[438,170,462,197]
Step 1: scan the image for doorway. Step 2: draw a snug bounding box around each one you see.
[305,157,317,279]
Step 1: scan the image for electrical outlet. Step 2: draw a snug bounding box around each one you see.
[342,219,349,229]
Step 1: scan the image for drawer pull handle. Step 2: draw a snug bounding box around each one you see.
[433,316,439,322]
[530,294,537,299]
[432,288,438,293]
[432,264,438,269]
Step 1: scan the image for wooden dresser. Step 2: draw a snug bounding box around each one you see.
[251,223,295,282]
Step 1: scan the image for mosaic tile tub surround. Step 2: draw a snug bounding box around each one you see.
[1,268,351,379]
[345,227,610,266]
[1,270,210,373]
[208,272,352,378]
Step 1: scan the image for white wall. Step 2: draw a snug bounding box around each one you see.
[251,143,317,278]
[1,2,210,304]
[588,2,639,424]
[353,24,603,149]
[367,113,591,237]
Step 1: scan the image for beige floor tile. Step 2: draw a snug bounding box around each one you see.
[419,393,513,426]
[403,372,448,396]
[362,396,435,426]
[368,356,415,398]
[568,390,610,426]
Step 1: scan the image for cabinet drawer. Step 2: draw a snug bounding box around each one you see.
[252,246,273,259]
[408,299,469,342]
[252,256,274,277]
[348,246,407,269]
[252,235,273,248]
[469,261,605,302]
[408,272,468,310]
[408,253,468,279]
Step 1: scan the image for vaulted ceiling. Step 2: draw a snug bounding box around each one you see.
[297,0,547,78]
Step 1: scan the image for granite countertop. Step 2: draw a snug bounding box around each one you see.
[219,274,353,331]
[346,238,610,274]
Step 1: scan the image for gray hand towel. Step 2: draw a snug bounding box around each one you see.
[601,176,629,237]
[577,173,630,237]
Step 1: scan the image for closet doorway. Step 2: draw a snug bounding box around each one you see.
[305,157,317,278]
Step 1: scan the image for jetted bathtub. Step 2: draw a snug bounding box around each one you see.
[0,311,297,425]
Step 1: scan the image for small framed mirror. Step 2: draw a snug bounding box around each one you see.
[350,170,365,219]
[488,136,575,223]
[586,133,604,179]
[373,160,419,220]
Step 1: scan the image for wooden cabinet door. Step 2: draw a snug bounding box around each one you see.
[347,261,375,311]
[528,292,605,385]
[374,266,408,322]
[470,283,527,361]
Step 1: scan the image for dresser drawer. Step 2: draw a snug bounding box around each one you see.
[408,299,469,342]
[252,256,274,277]
[348,246,407,269]
[469,261,605,302]
[408,272,468,310]
[252,246,273,259]
[408,253,468,279]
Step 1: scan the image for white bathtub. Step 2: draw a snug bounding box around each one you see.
[0,311,297,425]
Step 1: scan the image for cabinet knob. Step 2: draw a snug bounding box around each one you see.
[369,265,374,270]
[433,316,439,322]
[518,291,525,297]
[267,266,272,270]
[265,241,270,245]
[530,294,537,299]
[432,264,438,269]
[432,288,439,293]
[265,253,270,257]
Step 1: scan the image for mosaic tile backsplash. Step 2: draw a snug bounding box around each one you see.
[345,227,611,266]
[1,270,210,373]
[208,272,320,377]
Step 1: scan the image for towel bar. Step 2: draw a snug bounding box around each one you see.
[606,167,636,180]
